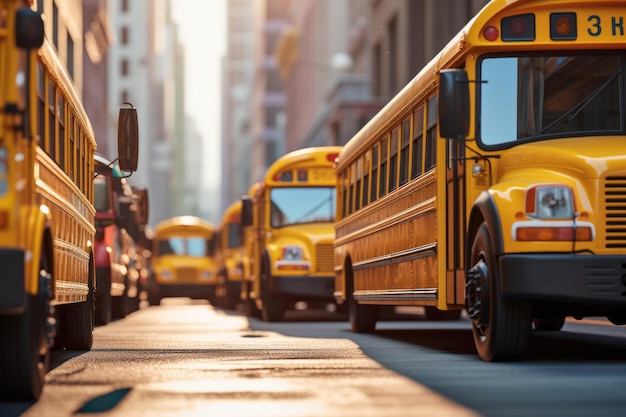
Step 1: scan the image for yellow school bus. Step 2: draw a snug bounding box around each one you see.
[241,146,342,321]
[334,0,626,361]
[215,200,244,309]
[148,216,218,305]
[0,2,138,399]
[240,182,261,316]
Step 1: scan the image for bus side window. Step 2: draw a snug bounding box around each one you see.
[58,94,65,168]
[411,106,424,179]
[370,145,378,203]
[379,135,388,197]
[341,170,349,218]
[389,127,399,192]
[425,96,437,170]
[47,81,56,160]
[37,62,45,144]
[400,117,411,185]
[355,157,362,211]
[348,165,354,215]
[362,149,370,207]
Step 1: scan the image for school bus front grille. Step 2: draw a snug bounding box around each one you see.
[315,243,334,272]
[604,177,626,248]
[176,267,198,282]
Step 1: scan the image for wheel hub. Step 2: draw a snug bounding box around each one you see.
[466,260,489,335]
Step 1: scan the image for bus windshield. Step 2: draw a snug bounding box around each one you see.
[270,187,335,227]
[158,237,207,257]
[479,54,622,147]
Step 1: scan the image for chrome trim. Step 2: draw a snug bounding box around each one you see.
[354,288,437,301]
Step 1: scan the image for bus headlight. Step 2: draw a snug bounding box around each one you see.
[275,245,311,271]
[200,270,213,280]
[525,184,574,219]
[160,269,173,280]
[513,184,594,241]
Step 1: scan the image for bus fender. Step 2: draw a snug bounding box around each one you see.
[466,191,504,263]
[20,204,53,297]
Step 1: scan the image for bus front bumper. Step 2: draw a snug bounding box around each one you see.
[269,275,335,300]
[500,253,626,305]
[0,249,26,314]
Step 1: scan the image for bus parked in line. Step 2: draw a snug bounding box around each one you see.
[94,155,143,324]
[334,0,626,362]
[0,3,138,400]
[241,146,342,321]
[215,200,244,309]
[148,216,217,305]
[240,182,261,317]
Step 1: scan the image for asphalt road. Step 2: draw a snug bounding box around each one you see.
[2,299,626,417]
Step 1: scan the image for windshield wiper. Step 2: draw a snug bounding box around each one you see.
[538,71,619,135]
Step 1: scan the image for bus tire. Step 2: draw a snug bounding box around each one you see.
[53,260,94,351]
[467,223,531,361]
[261,256,285,322]
[346,263,378,333]
[0,249,54,400]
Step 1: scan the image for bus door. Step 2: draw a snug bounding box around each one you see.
[445,138,466,305]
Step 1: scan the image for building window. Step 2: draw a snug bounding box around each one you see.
[121,59,129,76]
[121,0,129,12]
[67,32,74,78]
[52,2,59,49]
[121,26,129,45]
[121,90,129,104]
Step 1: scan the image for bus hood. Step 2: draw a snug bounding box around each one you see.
[497,137,626,180]
[268,223,335,245]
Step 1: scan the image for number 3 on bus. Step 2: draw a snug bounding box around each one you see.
[0,5,139,400]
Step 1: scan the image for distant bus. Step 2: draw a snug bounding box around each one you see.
[240,182,260,317]
[215,200,244,309]
[148,216,217,305]
[334,0,626,361]
[0,4,138,400]
[241,146,342,321]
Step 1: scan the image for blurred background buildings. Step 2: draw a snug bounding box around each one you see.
[47,0,491,227]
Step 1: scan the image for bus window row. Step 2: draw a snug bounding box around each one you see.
[36,59,94,201]
[340,95,438,218]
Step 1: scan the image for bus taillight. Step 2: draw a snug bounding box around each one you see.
[501,13,535,41]
[550,13,577,40]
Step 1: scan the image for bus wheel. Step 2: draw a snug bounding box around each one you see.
[260,257,285,322]
[0,249,54,400]
[466,223,531,361]
[533,317,565,331]
[347,266,378,333]
[53,262,94,351]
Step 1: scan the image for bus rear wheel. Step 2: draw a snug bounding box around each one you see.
[346,265,378,333]
[0,249,54,400]
[467,223,531,361]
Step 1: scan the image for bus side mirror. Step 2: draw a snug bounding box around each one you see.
[117,105,139,172]
[438,69,470,140]
[15,8,44,50]
[241,197,253,227]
